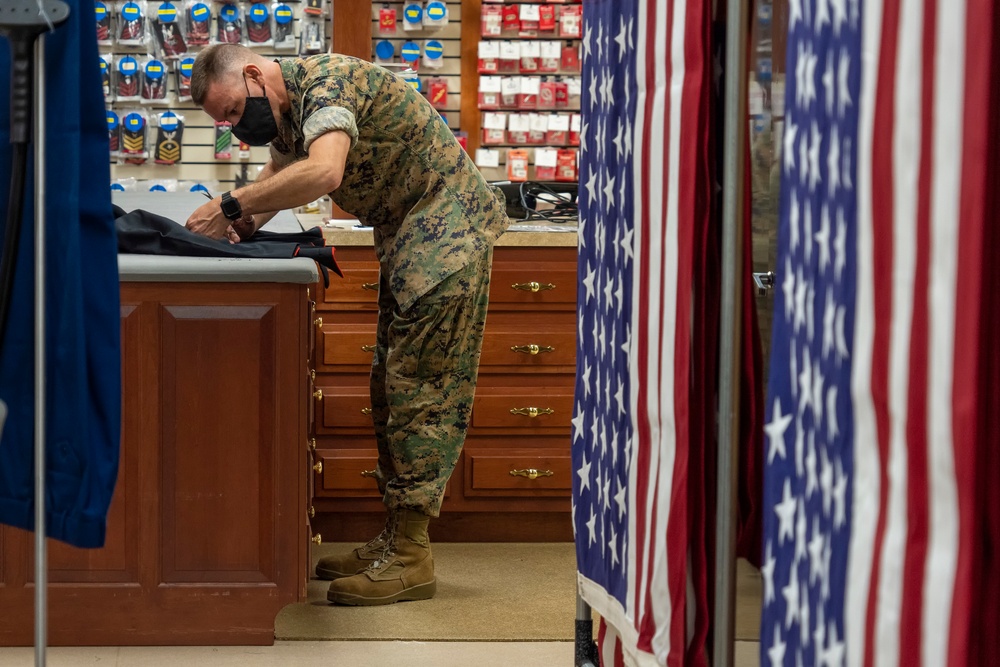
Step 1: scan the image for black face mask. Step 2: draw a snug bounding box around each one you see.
[232,74,278,146]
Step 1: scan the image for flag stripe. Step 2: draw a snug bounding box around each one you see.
[947,0,989,662]
[863,0,902,660]
[846,0,885,661]
[898,0,937,660]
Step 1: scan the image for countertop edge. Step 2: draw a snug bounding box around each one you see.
[117,255,321,284]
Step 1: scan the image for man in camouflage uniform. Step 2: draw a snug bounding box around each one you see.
[185,44,509,605]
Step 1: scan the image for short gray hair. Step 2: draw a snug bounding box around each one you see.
[191,44,256,106]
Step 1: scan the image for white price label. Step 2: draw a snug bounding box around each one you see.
[535,148,558,167]
[540,41,561,59]
[570,113,581,132]
[566,77,582,96]
[483,112,508,130]
[501,77,522,95]
[508,114,532,132]
[499,41,520,60]
[521,77,541,95]
[548,113,570,131]
[519,4,540,20]
[521,40,541,57]
[478,41,500,58]
[480,76,503,93]
[475,148,500,167]
[529,113,549,132]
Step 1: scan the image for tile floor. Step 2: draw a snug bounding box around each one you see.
[0,640,761,666]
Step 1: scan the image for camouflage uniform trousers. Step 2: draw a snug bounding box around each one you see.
[368,249,493,517]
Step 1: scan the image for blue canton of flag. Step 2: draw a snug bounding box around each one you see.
[760,0,861,665]
[572,0,637,614]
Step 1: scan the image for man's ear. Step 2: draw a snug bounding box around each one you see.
[243,63,263,85]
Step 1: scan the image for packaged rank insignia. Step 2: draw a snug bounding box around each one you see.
[154,111,184,165]
[427,78,448,110]
[506,148,529,182]
[246,3,273,46]
[400,41,421,66]
[95,1,113,44]
[272,3,296,49]
[111,177,138,192]
[151,1,187,58]
[185,0,210,46]
[303,0,323,16]
[115,55,141,101]
[175,56,195,101]
[107,109,121,158]
[141,57,169,103]
[214,121,233,159]
[117,0,147,45]
[422,40,444,69]
[298,17,324,54]
[215,3,244,45]
[422,1,448,28]
[147,179,178,192]
[120,110,149,164]
[401,2,422,31]
[99,54,113,101]
[378,7,396,35]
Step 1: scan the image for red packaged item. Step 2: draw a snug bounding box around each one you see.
[379,8,396,34]
[538,80,556,109]
[517,84,538,110]
[502,5,520,32]
[569,113,581,145]
[555,149,577,181]
[478,91,501,110]
[520,56,538,74]
[428,80,449,109]
[481,5,502,36]
[561,44,581,72]
[479,58,499,74]
[507,149,529,181]
[546,128,567,144]
[555,81,569,108]
[559,5,582,38]
[538,5,555,31]
[482,128,506,145]
[455,133,468,151]
[534,148,556,180]
[507,130,528,144]
[527,130,546,145]
[498,58,520,74]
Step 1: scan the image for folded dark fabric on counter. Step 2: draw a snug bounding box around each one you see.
[113,205,343,285]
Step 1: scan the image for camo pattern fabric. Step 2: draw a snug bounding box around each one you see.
[367,249,492,516]
[271,54,509,311]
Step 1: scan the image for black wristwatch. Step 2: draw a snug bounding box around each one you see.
[220,191,243,221]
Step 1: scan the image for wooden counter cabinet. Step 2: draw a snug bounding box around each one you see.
[309,242,578,542]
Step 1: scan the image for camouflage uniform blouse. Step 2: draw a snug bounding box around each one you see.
[269,54,510,311]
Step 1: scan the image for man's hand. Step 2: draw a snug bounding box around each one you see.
[232,214,256,241]
[186,197,231,240]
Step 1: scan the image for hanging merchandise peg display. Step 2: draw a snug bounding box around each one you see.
[374,40,395,63]
[378,6,396,35]
[154,111,184,165]
[401,2,422,32]
[116,55,141,102]
[107,110,121,158]
[185,0,210,46]
[273,3,296,49]
[422,0,447,29]
[96,0,113,44]
[99,54,113,101]
[299,14,324,54]
[175,56,195,101]
[141,57,169,103]
[117,0,147,44]
[215,121,233,159]
[216,3,244,45]
[422,40,443,69]
[303,0,323,16]
[246,3,273,46]
[151,1,187,58]
[121,110,149,164]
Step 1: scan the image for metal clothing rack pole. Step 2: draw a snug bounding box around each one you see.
[574,592,598,667]
[33,32,49,667]
[713,0,750,663]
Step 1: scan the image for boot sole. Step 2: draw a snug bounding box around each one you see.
[327,580,437,606]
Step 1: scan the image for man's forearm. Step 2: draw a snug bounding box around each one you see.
[232,158,338,217]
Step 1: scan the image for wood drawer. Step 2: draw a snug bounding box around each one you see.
[320,325,376,367]
[316,386,372,430]
[466,451,572,497]
[480,330,576,368]
[472,389,574,429]
[321,266,381,306]
[315,450,381,498]
[488,267,578,306]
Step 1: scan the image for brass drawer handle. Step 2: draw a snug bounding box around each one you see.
[509,407,555,418]
[361,407,372,415]
[313,388,323,401]
[309,505,316,518]
[361,282,379,291]
[311,533,322,545]
[361,469,378,479]
[314,317,323,328]
[313,461,324,474]
[509,468,554,480]
[510,344,554,355]
[361,344,376,353]
[511,281,555,293]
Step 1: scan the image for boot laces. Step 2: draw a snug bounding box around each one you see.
[366,512,400,571]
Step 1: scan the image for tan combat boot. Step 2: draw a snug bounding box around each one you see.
[315,512,394,581]
[326,509,436,606]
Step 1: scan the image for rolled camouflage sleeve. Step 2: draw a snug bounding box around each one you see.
[302,107,359,152]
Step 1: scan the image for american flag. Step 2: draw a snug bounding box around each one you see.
[572,0,713,663]
[761,0,999,665]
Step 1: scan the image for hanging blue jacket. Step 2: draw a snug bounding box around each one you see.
[0,1,121,548]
